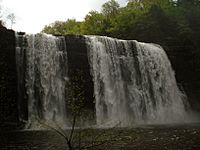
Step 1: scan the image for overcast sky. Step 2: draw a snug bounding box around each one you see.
[1,0,127,33]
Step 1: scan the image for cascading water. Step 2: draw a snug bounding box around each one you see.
[16,33,68,128]
[86,36,191,127]
[15,33,196,129]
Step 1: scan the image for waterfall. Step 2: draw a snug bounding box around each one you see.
[15,34,195,129]
[86,36,191,127]
[16,33,68,128]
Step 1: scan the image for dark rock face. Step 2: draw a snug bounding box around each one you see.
[0,28,19,129]
[165,48,200,112]
[15,32,28,122]
[65,35,94,119]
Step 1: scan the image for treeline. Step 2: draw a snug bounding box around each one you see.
[42,0,200,49]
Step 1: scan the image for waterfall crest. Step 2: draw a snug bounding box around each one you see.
[16,33,68,128]
[86,36,191,127]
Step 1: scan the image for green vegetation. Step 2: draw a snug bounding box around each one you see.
[42,19,82,35]
[42,0,200,57]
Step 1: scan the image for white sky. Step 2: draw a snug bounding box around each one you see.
[1,0,127,33]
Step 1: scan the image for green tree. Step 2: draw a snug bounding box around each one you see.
[177,0,200,6]
[81,11,106,35]
[108,7,138,38]
[81,0,120,36]
[42,21,64,35]
[62,19,82,35]
[102,0,120,17]
[42,19,82,35]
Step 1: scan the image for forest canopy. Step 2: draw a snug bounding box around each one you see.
[42,0,200,41]
[42,0,200,58]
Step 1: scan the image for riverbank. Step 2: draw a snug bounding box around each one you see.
[0,124,200,150]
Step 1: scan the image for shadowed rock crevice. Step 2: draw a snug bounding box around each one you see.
[0,28,19,129]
